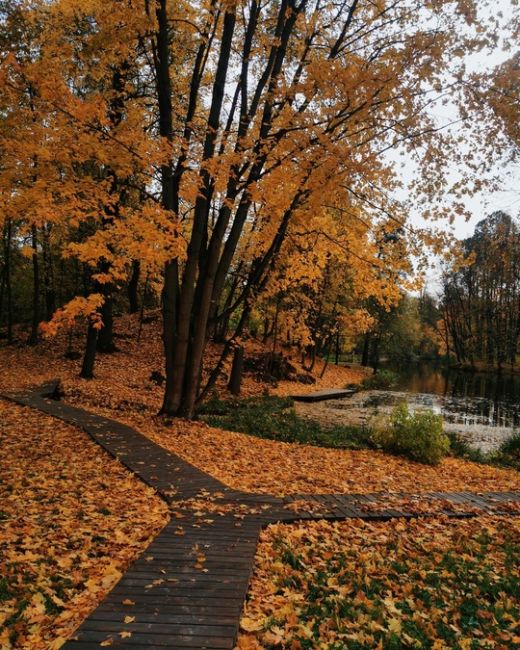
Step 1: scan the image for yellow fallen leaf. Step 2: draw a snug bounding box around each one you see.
[240,617,264,632]
[387,618,402,635]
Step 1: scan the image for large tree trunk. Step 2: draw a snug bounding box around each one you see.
[158,0,318,417]
[161,9,237,417]
[80,320,98,378]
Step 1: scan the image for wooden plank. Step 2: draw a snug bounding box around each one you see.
[291,388,356,402]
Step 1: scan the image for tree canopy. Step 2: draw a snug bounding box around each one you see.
[0,0,517,416]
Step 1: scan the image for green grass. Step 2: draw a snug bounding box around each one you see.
[198,395,372,450]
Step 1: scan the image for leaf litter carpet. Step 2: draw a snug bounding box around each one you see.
[1,381,519,649]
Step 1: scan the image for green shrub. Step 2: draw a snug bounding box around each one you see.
[370,403,449,465]
[446,432,486,463]
[489,433,520,471]
[362,369,398,390]
[498,432,520,457]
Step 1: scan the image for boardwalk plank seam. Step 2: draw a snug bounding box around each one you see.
[2,380,519,649]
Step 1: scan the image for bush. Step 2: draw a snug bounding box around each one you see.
[489,433,520,471]
[362,369,398,390]
[370,403,449,465]
[498,432,520,458]
[446,432,486,463]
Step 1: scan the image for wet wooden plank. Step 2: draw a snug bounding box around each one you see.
[291,388,356,402]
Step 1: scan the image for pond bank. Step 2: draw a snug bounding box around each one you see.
[295,389,520,454]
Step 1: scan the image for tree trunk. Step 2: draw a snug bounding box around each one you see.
[268,298,281,375]
[137,272,149,342]
[0,268,5,327]
[361,332,370,366]
[42,225,56,320]
[96,287,116,353]
[5,220,13,344]
[370,337,380,372]
[157,0,308,418]
[161,9,237,418]
[80,321,98,378]
[128,259,140,314]
[228,345,244,395]
[28,224,40,346]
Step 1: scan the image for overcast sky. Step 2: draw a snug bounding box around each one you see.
[402,0,519,291]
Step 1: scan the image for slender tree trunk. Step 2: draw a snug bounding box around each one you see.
[152,0,180,415]
[97,287,116,353]
[361,332,370,366]
[228,345,244,395]
[370,337,380,372]
[28,224,40,346]
[308,348,317,373]
[5,220,13,344]
[0,268,5,327]
[96,258,116,353]
[42,225,56,320]
[137,272,149,342]
[128,259,140,314]
[1,221,13,343]
[268,297,281,375]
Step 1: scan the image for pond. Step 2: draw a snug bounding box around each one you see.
[296,363,520,454]
[391,363,520,430]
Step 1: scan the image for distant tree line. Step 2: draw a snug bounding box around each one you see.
[359,292,441,371]
[441,212,520,370]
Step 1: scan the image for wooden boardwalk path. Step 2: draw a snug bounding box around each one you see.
[291,388,356,402]
[3,381,520,649]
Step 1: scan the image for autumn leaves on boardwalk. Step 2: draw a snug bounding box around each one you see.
[2,382,519,648]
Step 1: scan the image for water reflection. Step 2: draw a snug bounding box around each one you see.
[390,363,520,430]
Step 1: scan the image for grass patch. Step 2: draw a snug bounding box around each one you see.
[198,395,372,449]
[200,396,519,475]
[447,432,487,463]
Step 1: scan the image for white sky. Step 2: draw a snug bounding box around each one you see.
[399,0,519,291]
